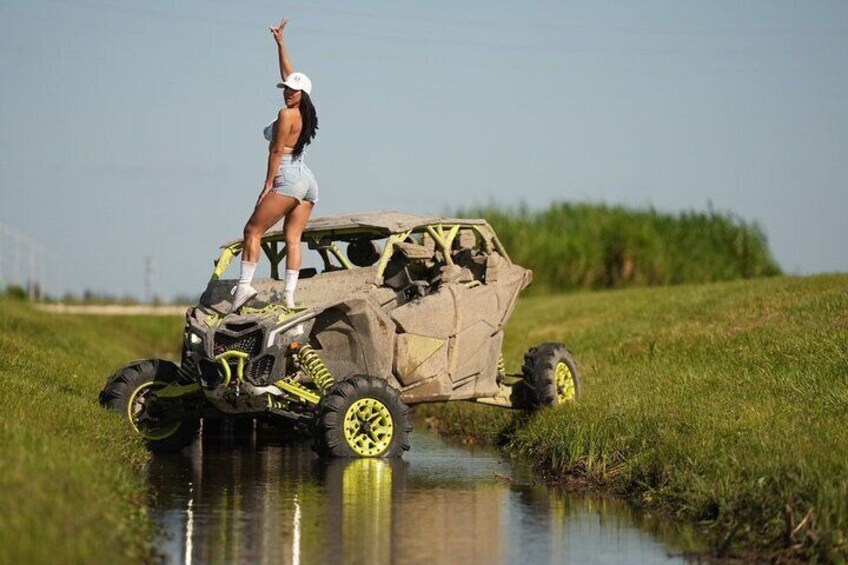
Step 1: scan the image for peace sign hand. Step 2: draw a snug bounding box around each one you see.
[269,18,288,44]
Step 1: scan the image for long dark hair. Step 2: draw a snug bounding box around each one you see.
[293,92,318,159]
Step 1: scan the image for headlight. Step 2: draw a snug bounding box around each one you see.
[282,326,306,342]
[266,322,308,349]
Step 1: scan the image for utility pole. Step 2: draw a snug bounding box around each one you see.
[145,255,155,304]
[58,261,64,301]
[13,230,21,285]
[37,245,46,301]
[28,241,35,301]
[0,221,4,288]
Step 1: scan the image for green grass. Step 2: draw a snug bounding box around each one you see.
[0,299,183,564]
[457,202,782,293]
[422,274,848,561]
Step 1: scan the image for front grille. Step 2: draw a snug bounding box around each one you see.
[248,355,275,381]
[226,322,257,332]
[213,329,263,357]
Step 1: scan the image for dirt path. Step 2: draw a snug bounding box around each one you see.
[34,304,188,316]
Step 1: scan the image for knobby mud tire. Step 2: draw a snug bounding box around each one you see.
[99,359,199,453]
[313,375,412,458]
[513,343,581,411]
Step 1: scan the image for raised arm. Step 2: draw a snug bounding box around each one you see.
[269,18,293,81]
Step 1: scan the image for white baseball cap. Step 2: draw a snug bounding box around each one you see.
[277,72,313,96]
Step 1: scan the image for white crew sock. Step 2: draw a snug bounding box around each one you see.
[238,260,257,288]
[229,260,259,313]
[284,268,299,308]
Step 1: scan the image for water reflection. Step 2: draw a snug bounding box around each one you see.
[147,423,691,564]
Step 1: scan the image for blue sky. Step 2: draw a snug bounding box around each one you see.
[0,0,846,299]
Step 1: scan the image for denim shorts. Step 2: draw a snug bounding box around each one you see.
[271,155,318,204]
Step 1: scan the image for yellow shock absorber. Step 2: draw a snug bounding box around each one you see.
[498,353,506,375]
[298,344,335,394]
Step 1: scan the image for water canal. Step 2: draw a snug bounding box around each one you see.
[146,421,695,564]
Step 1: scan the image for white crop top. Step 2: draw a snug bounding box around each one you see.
[263,120,276,142]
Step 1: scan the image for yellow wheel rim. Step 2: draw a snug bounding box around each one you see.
[127,381,181,440]
[343,398,395,457]
[555,361,576,403]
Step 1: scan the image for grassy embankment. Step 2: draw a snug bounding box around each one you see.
[424,274,848,561]
[460,202,781,293]
[0,299,182,563]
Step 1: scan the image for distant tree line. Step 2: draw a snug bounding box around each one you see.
[0,284,197,305]
[458,202,782,293]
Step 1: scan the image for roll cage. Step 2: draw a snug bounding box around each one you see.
[209,221,512,287]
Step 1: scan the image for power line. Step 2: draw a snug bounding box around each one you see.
[9,0,562,54]
[13,0,848,57]
[266,0,848,39]
[0,220,57,300]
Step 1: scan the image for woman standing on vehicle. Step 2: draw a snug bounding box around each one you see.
[231,17,319,312]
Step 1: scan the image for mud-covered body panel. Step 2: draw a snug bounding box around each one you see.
[308,298,400,390]
[386,258,530,403]
[200,267,378,315]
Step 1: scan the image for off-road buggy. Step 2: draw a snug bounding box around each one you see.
[100,212,580,457]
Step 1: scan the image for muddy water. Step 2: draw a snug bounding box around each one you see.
[146,423,694,564]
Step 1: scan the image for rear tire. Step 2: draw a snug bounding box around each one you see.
[99,359,199,453]
[313,375,412,458]
[511,343,580,411]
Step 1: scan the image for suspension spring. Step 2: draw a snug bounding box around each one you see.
[298,344,335,393]
[497,353,506,375]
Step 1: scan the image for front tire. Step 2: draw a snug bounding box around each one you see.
[313,375,412,458]
[99,359,199,453]
[511,343,581,410]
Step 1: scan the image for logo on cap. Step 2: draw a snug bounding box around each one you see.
[277,72,313,95]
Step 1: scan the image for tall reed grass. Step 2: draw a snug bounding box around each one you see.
[458,202,781,292]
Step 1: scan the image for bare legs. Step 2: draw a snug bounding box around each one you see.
[231,193,298,312]
[283,200,314,307]
[243,193,298,262]
[283,200,314,270]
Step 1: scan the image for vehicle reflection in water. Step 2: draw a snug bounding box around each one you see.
[147,422,690,564]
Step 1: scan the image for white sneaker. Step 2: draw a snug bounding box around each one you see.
[229,285,258,313]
